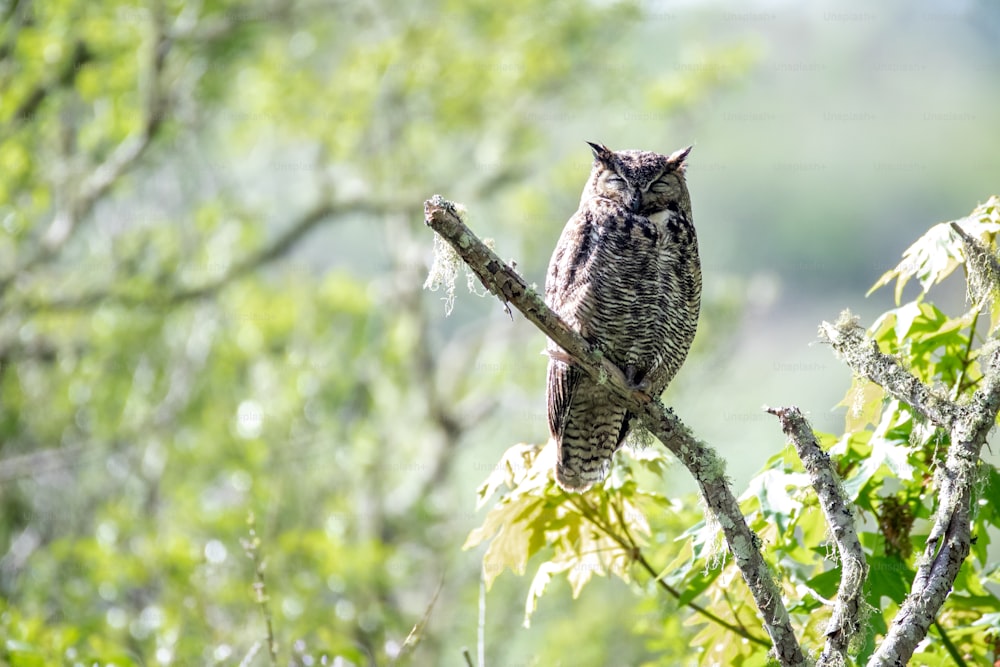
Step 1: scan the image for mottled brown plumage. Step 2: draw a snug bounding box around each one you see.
[545,142,701,492]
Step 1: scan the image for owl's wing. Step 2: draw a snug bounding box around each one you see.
[544,208,594,440]
[546,358,580,439]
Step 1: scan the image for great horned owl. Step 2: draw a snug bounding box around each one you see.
[545,142,701,492]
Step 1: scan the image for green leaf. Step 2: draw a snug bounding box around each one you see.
[869,197,1000,306]
[677,565,723,607]
[842,404,916,499]
[524,560,572,627]
[867,555,914,604]
[741,467,809,534]
[465,494,545,588]
[893,300,924,342]
[805,566,841,599]
[868,221,963,303]
[836,376,885,432]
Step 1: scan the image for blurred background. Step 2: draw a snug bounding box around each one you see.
[1,0,998,664]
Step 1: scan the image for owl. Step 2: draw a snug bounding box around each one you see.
[545,142,701,492]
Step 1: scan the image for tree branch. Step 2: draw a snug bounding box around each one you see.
[423,196,807,667]
[819,312,963,428]
[767,406,868,666]
[818,309,1000,666]
[1,8,172,298]
[41,7,171,254]
[17,197,405,313]
[8,40,92,132]
[950,221,1000,289]
[868,346,1000,665]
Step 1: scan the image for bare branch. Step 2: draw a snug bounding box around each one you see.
[817,303,1000,665]
[818,311,962,428]
[767,406,868,666]
[7,40,92,133]
[423,196,807,667]
[42,9,171,253]
[17,197,405,313]
[950,221,1000,280]
[868,347,1000,666]
[1,9,172,297]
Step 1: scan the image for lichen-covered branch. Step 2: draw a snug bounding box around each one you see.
[424,196,807,667]
[950,221,1000,309]
[819,311,962,429]
[817,307,1000,666]
[868,346,1000,666]
[767,406,868,667]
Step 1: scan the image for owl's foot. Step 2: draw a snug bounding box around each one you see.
[624,365,651,392]
[546,349,653,399]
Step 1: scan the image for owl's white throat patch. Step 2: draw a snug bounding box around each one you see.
[646,210,672,226]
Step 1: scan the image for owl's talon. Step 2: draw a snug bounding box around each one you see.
[629,377,653,393]
[623,364,652,393]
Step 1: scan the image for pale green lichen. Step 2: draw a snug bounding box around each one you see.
[960,227,1000,310]
[701,507,727,571]
[424,232,462,315]
[425,232,497,315]
[625,416,655,449]
[849,598,877,655]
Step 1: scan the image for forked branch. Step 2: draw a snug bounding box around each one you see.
[820,313,1000,666]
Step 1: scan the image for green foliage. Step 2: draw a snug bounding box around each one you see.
[9,0,994,663]
[2,0,756,664]
[469,197,1000,666]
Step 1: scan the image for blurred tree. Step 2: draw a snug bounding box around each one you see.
[0,0,750,665]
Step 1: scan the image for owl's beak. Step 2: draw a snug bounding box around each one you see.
[628,192,642,213]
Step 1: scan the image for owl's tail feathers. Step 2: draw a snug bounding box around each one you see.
[553,404,628,493]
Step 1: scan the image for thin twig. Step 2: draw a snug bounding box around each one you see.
[243,511,278,666]
[604,497,765,643]
[953,307,981,398]
[478,571,486,667]
[721,588,754,639]
[238,641,262,667]
[577,496,768,644]
[398,573,445,662]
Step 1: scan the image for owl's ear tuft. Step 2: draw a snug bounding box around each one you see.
[586,141,614,162]
[667,145,693,171]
